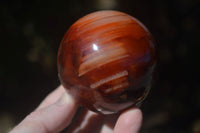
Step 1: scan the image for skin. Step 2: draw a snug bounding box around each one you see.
[9,85,143,133]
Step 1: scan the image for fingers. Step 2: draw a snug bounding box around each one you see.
[113,108,143,133]
[37,85,66,110]
[9,85,143,133]
[101,113,119,133]
[101,125,113,133]
[10,91,77,133]
[66,108,107,133]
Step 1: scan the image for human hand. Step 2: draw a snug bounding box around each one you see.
[10,85,142,133]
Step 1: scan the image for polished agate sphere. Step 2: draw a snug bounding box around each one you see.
[57,10,156,114]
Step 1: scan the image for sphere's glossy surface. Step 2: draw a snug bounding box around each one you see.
[57,10,156,114]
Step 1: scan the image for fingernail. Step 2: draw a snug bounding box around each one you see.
[57,92,75,106]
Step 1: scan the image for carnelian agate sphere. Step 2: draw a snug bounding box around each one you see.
[57,10,156,114]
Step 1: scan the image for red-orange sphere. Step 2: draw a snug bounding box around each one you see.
[57,10,156,114]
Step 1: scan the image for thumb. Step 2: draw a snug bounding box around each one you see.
[10,92,77,133]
